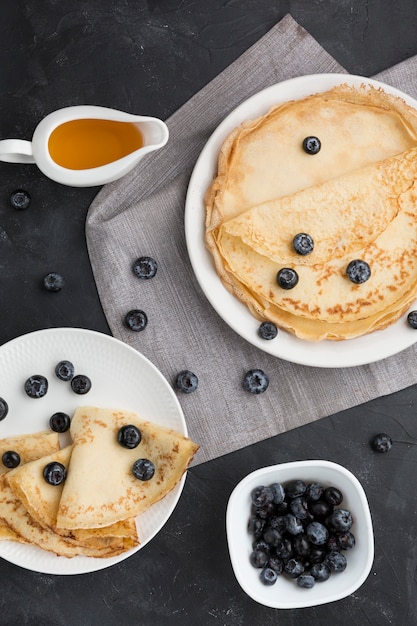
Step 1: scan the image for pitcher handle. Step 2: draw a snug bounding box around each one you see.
[0,140,35,164]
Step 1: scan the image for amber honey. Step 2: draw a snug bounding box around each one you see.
[48,118,144,170]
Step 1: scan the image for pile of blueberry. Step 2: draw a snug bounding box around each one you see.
[248,479,355,589]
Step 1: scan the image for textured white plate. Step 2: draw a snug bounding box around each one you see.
[185,73,417,367]
[226,460,374,609]
[0,327,187,575]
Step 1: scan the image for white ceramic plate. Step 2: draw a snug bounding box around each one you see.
[185,73,417,367]
[0,327,187,575]
[226,460,374,609]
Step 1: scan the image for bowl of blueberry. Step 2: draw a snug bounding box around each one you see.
[226,460,374,609]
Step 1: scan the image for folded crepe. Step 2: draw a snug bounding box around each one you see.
[6,445,139,556]
[206,83,417,341]
[0,431,60,542]
[56,407,199,530]
[0,474,132,558]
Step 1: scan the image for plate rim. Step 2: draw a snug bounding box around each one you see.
[0,326,188,575]
[185,73,417,368]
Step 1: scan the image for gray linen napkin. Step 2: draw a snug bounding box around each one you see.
[86,14,417,465]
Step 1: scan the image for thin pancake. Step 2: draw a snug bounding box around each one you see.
[206,83,417,341]
[56,407,199,530]
[7,445,139,552]
[214,148,417,339]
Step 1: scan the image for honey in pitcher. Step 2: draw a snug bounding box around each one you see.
[48,118,144,170]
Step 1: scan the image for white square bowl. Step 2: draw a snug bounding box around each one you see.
[226,460,374,609]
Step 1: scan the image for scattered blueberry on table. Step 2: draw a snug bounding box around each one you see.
[42,272,65,292]
[124,309,148,332]
[10,189,31,210]
[248,479,355,588]
[132,256,158,280]
[370,433,393,453]
[242,369,269,394]
[175,370,198,393]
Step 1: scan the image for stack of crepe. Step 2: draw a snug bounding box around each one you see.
[205,83,417,340]
[0,407,198,558]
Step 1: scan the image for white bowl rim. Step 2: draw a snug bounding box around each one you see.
[226,460,374,609]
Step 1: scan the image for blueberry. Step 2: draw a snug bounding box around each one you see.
[270,482,285,505]
[55,360,74,381]
[284,513,304,536]
[325,549,347,573]
[258,321,278,340]
[70,374,92,395]
[2,450,20,469]
[254,502,275,519]
[260,567,278,586]
[24,375,48,398]
[132,458,155,481]
[0,398,8,421]
[297,574,315,588]
[175,370,198,393]
[251,485,274,508]
[290,497,310,520]
[277,267,299,289]
[306,482,324,502]
[346,259,371,284]
[309,546,327,564]
[370,433,393,453]
[252,539,271,555]
[275,537,293,561]
[324,486,343,506]
[326,508,353,532]
[293,233,314,256]
[248,515,265,539]
[242,369,269,394]
[43,461,66,486]
[43,272,64,292]
[268,556,283,574]
[10,189,31,210]
[285,479,307,499]
[263,526,282,547]
[118,424,142,449]
[309,499,333,518]
[407,310,417,328]
[132,256,157,280]
[49,412,71,433]
[302,136,321,155]
[124,309,148,332]
[306,521,329,545]
[310,562,331,582]
[250,548,269,568]
[284,558,305,578]
[326,534,338,551]
[337,531,356,550]
[293,533,310,557]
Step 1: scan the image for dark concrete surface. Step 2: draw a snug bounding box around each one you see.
[1,2,417,624]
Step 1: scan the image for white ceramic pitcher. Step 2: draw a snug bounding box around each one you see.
[0,105,169,187]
